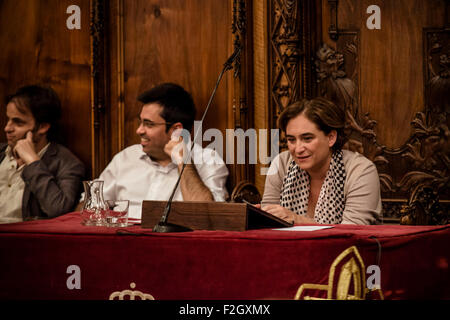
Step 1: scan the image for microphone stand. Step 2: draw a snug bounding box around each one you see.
[153,47,242,233]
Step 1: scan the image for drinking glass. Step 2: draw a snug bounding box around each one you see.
[105,200,129,227]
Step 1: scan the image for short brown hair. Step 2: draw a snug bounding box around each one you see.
[278,98,347,152]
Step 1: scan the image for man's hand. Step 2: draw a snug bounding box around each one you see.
[261,204,316,225]
[13,131,40,165]
[163,129,214,201]
[164,129,190,166]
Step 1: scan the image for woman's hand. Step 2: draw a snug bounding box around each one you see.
[261,204,316,225]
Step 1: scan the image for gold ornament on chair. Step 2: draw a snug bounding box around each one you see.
[294,246,384,300]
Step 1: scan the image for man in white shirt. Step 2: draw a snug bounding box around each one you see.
[89,83,229,219]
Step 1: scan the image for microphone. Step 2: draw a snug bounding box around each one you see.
[153,46,242,233]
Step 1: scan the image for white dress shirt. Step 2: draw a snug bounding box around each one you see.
[97,144,229,219]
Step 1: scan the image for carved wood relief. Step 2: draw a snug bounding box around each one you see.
[313,3,449,224]
[266,0,448,224]
[268,0,315,133]
[90,0,109,177]
[229,0,254,188]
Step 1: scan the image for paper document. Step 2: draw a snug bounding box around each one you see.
[272,226,333,232]
[128,218,142,225]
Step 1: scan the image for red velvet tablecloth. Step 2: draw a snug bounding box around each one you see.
[0,212,449,300]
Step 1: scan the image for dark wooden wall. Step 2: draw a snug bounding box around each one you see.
[0,0,91,176]
[120,0,231,152]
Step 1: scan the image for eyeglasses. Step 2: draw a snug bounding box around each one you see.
[136,118,173,129]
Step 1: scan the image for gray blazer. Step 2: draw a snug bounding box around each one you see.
[0,142,85,220]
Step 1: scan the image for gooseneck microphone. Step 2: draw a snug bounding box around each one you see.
[153,46,242,233]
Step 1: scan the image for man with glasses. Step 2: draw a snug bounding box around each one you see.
[93,83,229,219]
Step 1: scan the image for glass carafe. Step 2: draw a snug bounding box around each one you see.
[81,180,108,226]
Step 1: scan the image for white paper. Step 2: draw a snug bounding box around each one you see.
[272,226,333,232]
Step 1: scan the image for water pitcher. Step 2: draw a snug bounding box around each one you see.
[81,180,108,226]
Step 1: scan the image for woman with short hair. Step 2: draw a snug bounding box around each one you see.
[261,98,382,225]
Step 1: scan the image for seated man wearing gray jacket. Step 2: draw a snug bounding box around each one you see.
[0,85,85,223]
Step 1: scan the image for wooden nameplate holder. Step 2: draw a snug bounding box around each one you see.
[141,201,293,231]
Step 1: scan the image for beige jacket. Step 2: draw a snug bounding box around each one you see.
[262,150,382,225]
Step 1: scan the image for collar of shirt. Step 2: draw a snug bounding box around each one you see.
[38,143,51,157]
[6,143,50,159]
[138,149,178,174]
[5,145,14,160]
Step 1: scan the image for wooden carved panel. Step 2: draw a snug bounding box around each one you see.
[316,0,449,224]
[316,32,360,119]
[229,0,254,189]
[268,0,316,133]
[90,0,110,178]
